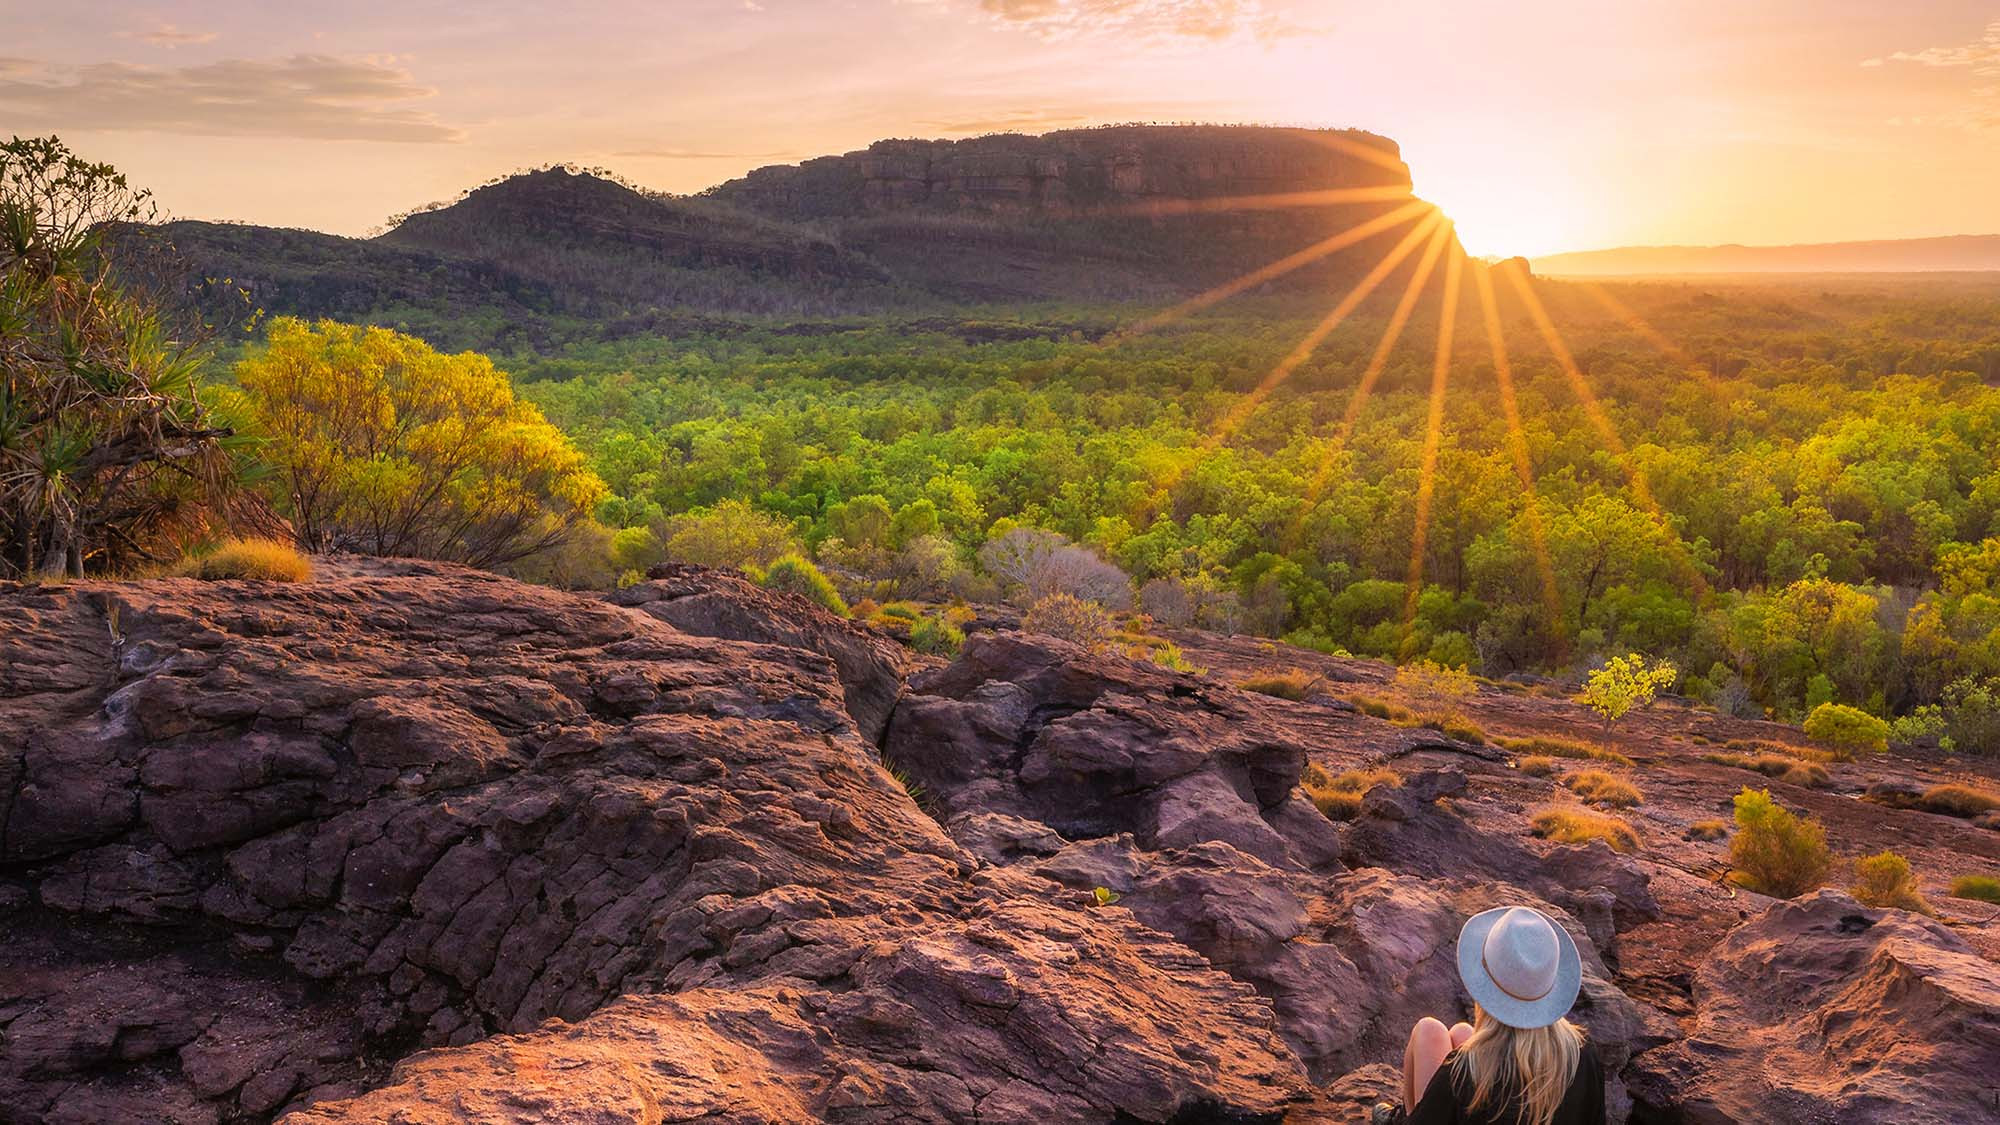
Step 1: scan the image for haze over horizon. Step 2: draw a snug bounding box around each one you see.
[8,1,2000,257]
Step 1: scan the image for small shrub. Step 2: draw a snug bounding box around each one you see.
[183,539,312,582]
[1517,755,1558,777]
[1728,788,1831,898]
[1850,850,1932,914]
[1802,703,1888,755]
[1948,874,2000,904]
[1687,819,1730,841]
[1917,784,2000,818]
[1530,807,1640,853]
[1302,764,1400,821]
[1393,660,1477,705]
[1497,736,1634,768]
[761,554,849,616]
[1566,769,1643,808]
[1021,593,1115,649]
[909,615,964,656]
[1348,694,1414,723]
[1580,653,1678,727]
[850,597,881,619]
[1148,643,1203,674]
[1240,670,1317,700]
[878,602,920,621]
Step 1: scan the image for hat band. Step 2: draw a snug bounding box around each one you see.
[1481,945,1552,1003]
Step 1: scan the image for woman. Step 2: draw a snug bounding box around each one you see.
[1376,906,1606,1125]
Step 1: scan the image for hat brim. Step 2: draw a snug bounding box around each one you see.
[1456,907,1582,1029]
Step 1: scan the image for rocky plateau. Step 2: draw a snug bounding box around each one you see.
[1,560,1996,1123]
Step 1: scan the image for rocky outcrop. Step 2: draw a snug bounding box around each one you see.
[6,563,1997,1124]
[713,125,1411,219]
[1627,890,2000,1124]
[885,633,1670,1106]
[0,561,1308,1122]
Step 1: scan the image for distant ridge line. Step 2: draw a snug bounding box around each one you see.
[1534,233,2000,276]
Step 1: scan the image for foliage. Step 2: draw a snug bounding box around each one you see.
[1239,669,1319,700]
[760,552,848,615]
[1530,807,1640,853]
[1728,788,1832,898]
[1850,850,1932,914]
[1949,874,2000,904]
[1146,641,1202,673]
[1580,654,1678,727]
[1802,703,1888,755]
[1021,592,1115,648]
[1497,736,1634,768]
[1422,713,1487,743]
[1938,676,2000,755]
[1,136,238,575]
[652,499,800,571]
[1393,659,1477,706]
[182,537,311,582]
[1565,769,1643,808]
[1301,764,1400,821]
[227,318,605,566]
[909,613,964,656]
[979,527,1132,608]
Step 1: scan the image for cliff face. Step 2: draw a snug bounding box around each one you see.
[711,125,1411,220]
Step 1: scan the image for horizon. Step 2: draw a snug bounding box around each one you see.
[10,1,2000,257]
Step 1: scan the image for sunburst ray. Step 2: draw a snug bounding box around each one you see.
[1402,246,1464,651]
[1472,262,1566,646]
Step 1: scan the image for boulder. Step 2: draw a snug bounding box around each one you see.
[1627,890,2000,1123]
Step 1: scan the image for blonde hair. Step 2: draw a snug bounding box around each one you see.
[1452,1007,1585,1125]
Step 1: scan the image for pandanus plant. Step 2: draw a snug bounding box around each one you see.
[0,136,240,577]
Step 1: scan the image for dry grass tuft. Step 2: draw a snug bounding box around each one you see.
[1565,769,1643,808]
[1917,785,2000,818]
[1240,669,1319,701]
[182,538,312,582]
[1517,755,1559,778]
[1687,819,1730,842]
[1498,736,1634,768]
[1348,694,1415,723]
[1530,807,1641,853]
[1701,751,1830,788]
[1302,764,1401,821]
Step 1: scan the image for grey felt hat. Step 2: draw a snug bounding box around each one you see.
[1455,906,1582,1029]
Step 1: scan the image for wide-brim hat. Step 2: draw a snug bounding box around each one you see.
[1456,906,1582,1029]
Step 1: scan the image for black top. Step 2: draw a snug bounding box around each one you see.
[1407,1048,1605,1125]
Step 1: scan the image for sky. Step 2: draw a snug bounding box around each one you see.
[6,0,2000,257]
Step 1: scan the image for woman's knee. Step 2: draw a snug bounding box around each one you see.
[1449,1021,1473,1048]
[1409,1016,1454,1054]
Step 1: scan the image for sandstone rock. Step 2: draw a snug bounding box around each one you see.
[1626,890,2000,1123]
[621,564,914,743]
[0,560,1313,1123]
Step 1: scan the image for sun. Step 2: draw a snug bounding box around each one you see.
[1415,175,1595,260]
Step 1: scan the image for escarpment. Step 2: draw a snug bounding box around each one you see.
[1,561,1996,1124]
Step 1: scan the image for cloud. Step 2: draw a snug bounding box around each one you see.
[1879,18,2000,76]
[969,0,1297,42]
[0,54,463,142]
[126,23,218,48]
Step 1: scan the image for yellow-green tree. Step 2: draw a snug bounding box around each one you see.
[1580,653,1678,728]
[227,318,605,566]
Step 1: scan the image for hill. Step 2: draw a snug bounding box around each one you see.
[132,125,1428,349]
[1534,233,2000,276]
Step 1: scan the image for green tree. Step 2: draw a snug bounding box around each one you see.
[228,318,606,566]
[1580,653,1678,728]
